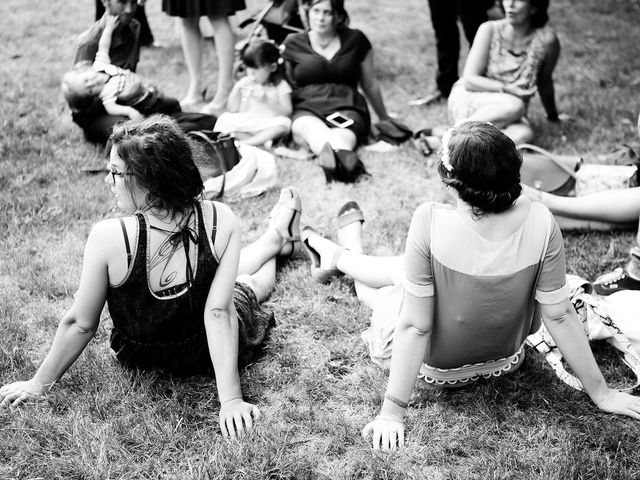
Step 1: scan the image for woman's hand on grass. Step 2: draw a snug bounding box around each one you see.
[595,389,640,420]
[361,414,405,450]
[219,398,261,439]
[0,379,47,408]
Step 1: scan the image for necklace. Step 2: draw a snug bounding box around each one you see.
[311,32,336,50]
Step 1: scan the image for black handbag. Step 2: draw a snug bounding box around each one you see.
[188,130,242,198]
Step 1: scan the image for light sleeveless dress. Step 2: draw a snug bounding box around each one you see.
[448,19,552,122]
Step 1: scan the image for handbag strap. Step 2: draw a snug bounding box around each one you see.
[517,143,580,180]
[187,130,229,199]
[526,330,584,390]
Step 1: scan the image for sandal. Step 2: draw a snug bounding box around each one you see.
[412,129,439,157]
[268,187,302,258]
[301,226,345,284]
[337,201,365,230]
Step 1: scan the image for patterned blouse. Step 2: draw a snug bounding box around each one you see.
[485,19,552,91]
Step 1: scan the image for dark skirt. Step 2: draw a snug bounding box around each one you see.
[110,281,275,376]
[291,83,371,143]
[162,0,246,18]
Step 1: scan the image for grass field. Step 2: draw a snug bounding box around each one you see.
[2,0,640,478]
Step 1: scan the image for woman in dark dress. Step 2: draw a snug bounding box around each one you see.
[163,0,246,114]
[282,0,395,182]
[0,116,302,440]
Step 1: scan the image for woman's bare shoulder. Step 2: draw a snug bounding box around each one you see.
[539,26,559,46]
[87,216,137,252]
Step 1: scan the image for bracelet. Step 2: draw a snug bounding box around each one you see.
[384,393,408,409]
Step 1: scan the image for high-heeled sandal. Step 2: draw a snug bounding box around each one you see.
[317,142,336,182]
[301,226,346,284]
[268,187,302,258]
[200,89,232,116]
[337,201,365,230]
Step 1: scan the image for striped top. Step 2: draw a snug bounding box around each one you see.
[403,199,567,369]
[94,50,146,107]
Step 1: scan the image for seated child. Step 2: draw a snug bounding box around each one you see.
[214,40,292,147]
[62,14,179,121]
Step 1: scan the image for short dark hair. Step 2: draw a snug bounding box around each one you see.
[437,121,522,217]
[308,0,350,31]
[109,115,204,218]
[241,39,285,85]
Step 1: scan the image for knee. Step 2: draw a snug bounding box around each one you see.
[273,124,289,137]
[501,95,526,120]
[291,117,321,147]
[506,123,534,144]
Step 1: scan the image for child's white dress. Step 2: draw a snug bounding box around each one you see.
[214,77,292,135]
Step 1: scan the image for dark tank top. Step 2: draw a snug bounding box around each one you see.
[107,202,219,375]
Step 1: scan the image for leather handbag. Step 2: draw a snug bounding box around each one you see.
[188,130,242,199]
[518,143,582,196]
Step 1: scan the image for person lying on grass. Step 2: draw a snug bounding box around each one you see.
[301,121,640,450]
[522,113,640,296]
[0,116,303,440]
[522,185,640,296]
[63,13,180,123]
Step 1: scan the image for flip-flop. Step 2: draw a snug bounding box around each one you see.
[301,226,345,284]
[269,187,302,258]
[337,201,365,230]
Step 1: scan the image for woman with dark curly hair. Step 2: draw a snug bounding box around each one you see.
[301,121,640,449]
[0,116,302,440]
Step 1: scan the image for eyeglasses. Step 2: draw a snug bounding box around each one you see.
[110,169,127,184]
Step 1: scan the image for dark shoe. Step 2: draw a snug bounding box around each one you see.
[333,149,368,183]
[593,267,640,295]
[268,187,302,258]
[301,226,345,284]
[413,128,435,156]
[317,143,336,182]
